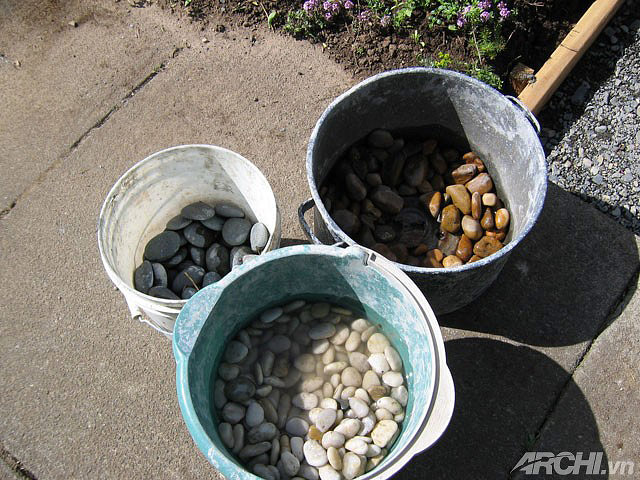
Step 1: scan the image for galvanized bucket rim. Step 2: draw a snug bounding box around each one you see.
[305,67,547,275]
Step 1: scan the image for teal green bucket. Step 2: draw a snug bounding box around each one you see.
[173,244,454,479]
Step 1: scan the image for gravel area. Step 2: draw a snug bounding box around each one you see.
[538,0,640,235]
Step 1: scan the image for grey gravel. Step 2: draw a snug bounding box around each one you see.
[540,0,640,235]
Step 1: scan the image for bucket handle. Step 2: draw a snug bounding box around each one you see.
[506,95,540,134]
[298,198,324,245]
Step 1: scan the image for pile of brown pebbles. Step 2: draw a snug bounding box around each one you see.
[319,128,511,268]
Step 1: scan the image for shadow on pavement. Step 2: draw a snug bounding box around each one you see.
[438,183,639,347]
[396,337,607,479]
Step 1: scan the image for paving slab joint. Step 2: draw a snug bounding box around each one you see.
[507,260,640,477]
[0,443,37,480]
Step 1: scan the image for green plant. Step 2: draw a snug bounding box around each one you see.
[284,9,326,38]
[432,51,453,68]
[184,0,191,5]
[467,64,502,89]
[268,10,278,28]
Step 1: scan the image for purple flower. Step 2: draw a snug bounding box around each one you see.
[461,5,472,14]
[497,1,506,8]
[343,0,354,9]
[303,0,314,12]
[331,2,340,12]
[322,1,331,10]
[499,6,510,18]
[356,9,371,21]
[380,14,391,27]
[480,10,490,21]
[456,16,465,28]
[478,0,491,10]
[325,11,333,19]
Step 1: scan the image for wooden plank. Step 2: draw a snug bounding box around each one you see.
[518,0,626,115]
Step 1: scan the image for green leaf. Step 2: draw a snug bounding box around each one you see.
[268,10,277,28]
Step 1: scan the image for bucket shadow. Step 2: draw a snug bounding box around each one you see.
[397,338,607,479]
[437,183,639,347]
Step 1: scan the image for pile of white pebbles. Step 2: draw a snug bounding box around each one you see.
[214,301,408,480]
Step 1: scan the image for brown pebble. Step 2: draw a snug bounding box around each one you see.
[427,248,444,263]
[463,152,486,172]
[431,174,445,192]
[403,155,428,187]
[485,230,506,241]
[370,186,404,214]
[417,179,434,194]
[420,191,442,218]
[442,255,463,267]
[495,208,510,230]
[465,173,493,195]
[440,205,461,233]
[333,209,360,236]
[373,243,398,262]
[471,192,482,220]
[429,152,448,175]
[437,231,459,256]
[423,139,438,155]
[366,173,382,187]
[405,256,421,267]
[389,244,408,263]
[482,193,497,207]
[361,199,382,219]
[368,385,388,401]
[382,152,406,187]
[308,426,323,442]
[461,215,483,241]
[345,173,368,201]
[441,148,460,164]
[468,255,482,263]
[473,236,504,258]
[455,234,473,262]
[445,185,471,215]
[480,208,495,230]
[451,164,477,184]
[413,244,429,256]
[423,249,444,268]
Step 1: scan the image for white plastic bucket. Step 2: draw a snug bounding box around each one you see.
[98,145,281,337]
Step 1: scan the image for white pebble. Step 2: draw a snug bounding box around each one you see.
[322,382,333,398]
[303,440,328,467]
[302,376,324,393]
[330,324,350,345]
[316,408,337,432]
[293,392,319,410]
[342,452,362,480]
[362,370,381,390]
[368,354,391,375]
[318,464,340,480]
[320,397,338,410]
[321,430,346,449]
[361,326,377,342]
[358,413,376,436]
[350,318,371,332]
[330,373,341,388]
[344,438,368,455]
[365,444,381,457]
[345,331,361,352]
[312,339,331,354]
[354,388,370,404]
[371,420,398,448]
[348,397,370,418]
[309,323,337,340]
[348,352,369,373]
[341,367,362,387]
[334,418,361,439]
[376,397,403,415]
[324,361,348,375]
[322,346,336,365]
[367,333,390,353]
[384,345,402,371]
[327,447,342,470]
[382,371,404,388]
[375,408,393,421]
[294,354,316,373]
[391,385,408,407]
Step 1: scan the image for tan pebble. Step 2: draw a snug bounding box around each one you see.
[495,208,510,230]
[473,236,504,257]
[420,191,441,219]
[480,208,495,230]
[367,385,388,401]
[361,370,380,390]
[445,185,471,215]
[471,192,482,220]
[389,243,407,263]
[461,215,483,241]
[308,426,324,442]
[451,164,477,184]
[442,255,463,268]
[371,420,399,448]
[463,152,486,172]
[440,204,461,233]
[327,447,342,470]
[322,382,334,398]
[465,172,493,195]
[482,192,497,206]
[412,243,429,255]
[455,234,473,262]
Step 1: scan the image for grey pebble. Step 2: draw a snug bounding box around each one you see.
[134,260,154,294]
[165,214,192,230]
[206,243,230,274]
[250,222,270,252]
[222,218,252,246]
[181,201,216,221]
[143,231,181,262]
[189,246,205,266]
[216,203,246,218]
[181,286,197,299]
[151,263,167,287]
[202,271,222,287]
[172,265,205,293]
[225,377,257,403]
[164,246,188,267]
[231,245,253,270]
[147,286,180,300]
[201,215,225,231]
[184,223,216,248]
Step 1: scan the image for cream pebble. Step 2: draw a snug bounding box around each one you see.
[292,392,319,410]
[330,324,350,345]
[384,345,402,371]
[362,370,381,390]
[350,318,371,332]
[318,465,341,480]
[327,447,342,471]
[341,367,362,387]
[302,376,324,393]
[348,352,370,373]
[366,333,390,353]
[368,353,391,375]
[361,326,378,342]
[303,440,328,467]
[376,397,403,415]
[316,408,338,432]
[345,437,368,455]
[334,418,362,438]
[294,354,316,373]
[324,361,348,375]
[342,452,362,480]
[322,346,336,365]
[345,331,362,352]
[322,431,346,449]
[371,420,398,448]
[382,371,404,388]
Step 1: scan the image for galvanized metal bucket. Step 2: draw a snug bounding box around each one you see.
[300,68,547,314]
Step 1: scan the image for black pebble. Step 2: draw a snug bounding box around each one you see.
[166,214,192,231]
[181,201,216,221]
[143,231,181,262]
[134,260,154,294]
[184,222,216,248]
[182,286,198,299]
[172,265,205,293]
[151,263,168,287]
[165,246,188,267]
[189,246,205,267]
[202,271,221,287]
[148,286,180,300]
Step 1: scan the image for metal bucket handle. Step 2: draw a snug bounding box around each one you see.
[506,95,540,134]
[298,197,347,248]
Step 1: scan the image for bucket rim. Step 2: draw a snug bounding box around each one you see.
[305,67,548,275]
[97,143,279,307]
[173,243,450,479]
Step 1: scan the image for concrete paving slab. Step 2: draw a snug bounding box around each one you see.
[0,4,352,479]
[513,249,639,479]
[0,0,179,211]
